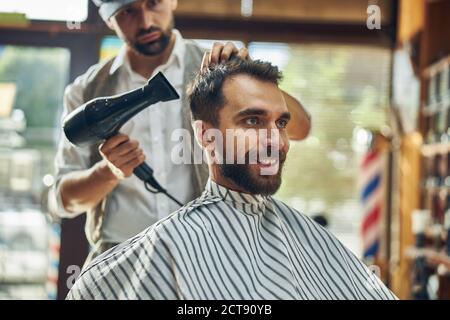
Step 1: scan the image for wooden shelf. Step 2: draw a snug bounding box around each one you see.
[421,185,450,193]
[422,100,450,116]
[423,55,450,79]
[421,142,450,156]
[393,0,450,300]
[406,247,450,269]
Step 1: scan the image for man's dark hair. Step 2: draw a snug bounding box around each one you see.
[187,58,283,126]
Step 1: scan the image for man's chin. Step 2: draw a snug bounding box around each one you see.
[249,171,282,196]
[220,163,283,196]
[133,42,166,56]
[131,34,171,55]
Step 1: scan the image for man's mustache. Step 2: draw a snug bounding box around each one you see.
[242,148,287,164]
[136,26,162,38]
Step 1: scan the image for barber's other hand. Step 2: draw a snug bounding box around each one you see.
[98,133,146,180]
[201,42,250,72]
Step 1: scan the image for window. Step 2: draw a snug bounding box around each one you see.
[100,36,123,62]
[0,0,88,22]
[0,45,70,299]
[249,42,391,256]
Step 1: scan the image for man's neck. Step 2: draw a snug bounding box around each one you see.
[126,33,176,79]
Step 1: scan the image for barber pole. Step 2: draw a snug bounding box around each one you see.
[46,223,61,300]
[360,150,385,260]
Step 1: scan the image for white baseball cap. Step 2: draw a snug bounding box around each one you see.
[92,0,139,20]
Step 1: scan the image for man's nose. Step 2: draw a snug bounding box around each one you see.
[260,127,288,152]
[260,128,280,148]
[138,7,155,30]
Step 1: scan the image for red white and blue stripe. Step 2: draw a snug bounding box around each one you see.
[360,150,384,259]
[46,223,61,300]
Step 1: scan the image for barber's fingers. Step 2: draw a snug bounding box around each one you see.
[105,148,145,179]
[111,140,139,157]
[200,43,251,74]
[117,153,146,177]
[208,42,225,66]
[219,42,239,63]
[200,51,210,73]
[201,43,250,73]
[236,47,250,60]
[100,138,141,163]
[100,133,129,153]
[114,148,145,168]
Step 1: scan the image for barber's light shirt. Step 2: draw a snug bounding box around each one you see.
[53,30,196,243]
[67,179,397,300]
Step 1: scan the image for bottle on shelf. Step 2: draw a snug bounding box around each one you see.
[430,191,446,249]
[442,63,449,108]
[437,105,448,142]
[424,154,434,188]
[431,193,442,227]
[435,69,442,105]
[447,62,450,102]
[443,193,450,255]
[428,72,438,107]
[426,114,436,144]
[433,154,443,186]
[438,153,448,186]
[446,107,450,143]
[445,207,450,255]
[411,209,431,300]
[446,152,450,187]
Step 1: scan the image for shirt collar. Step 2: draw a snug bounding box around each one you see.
[109,29,185,76]
[205,179,268,206]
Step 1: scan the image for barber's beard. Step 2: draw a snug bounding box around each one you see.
[129,20,173,56]
[218,150,287,196]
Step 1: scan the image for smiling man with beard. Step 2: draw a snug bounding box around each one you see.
[67,58,397,300]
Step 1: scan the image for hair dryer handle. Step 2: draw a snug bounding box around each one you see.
[133,162,166,192]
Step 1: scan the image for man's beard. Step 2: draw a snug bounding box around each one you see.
[129,21,173,56]
[218,150,287,196]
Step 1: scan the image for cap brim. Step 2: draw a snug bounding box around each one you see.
[98,0,138,20]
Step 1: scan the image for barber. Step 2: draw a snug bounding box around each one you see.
[49,0,311,264]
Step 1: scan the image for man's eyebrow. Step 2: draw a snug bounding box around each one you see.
[233,108,268,120]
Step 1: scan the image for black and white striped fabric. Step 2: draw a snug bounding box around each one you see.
[67,179,397,300]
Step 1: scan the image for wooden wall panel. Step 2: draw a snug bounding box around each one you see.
[391,132,422,299]
[252,0,392,23]
[423,0,450,66]
[397,0,425,45]
[176,0,242,18]
[176,0,392,23]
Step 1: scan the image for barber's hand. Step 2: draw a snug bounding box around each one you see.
[201,42,250,72]
[98,133,146,180]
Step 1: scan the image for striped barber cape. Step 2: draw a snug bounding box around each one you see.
[67,179,397,300]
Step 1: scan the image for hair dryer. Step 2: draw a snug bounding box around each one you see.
[62,72,182,206]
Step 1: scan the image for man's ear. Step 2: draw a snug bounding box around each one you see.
[192,120,213,149]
